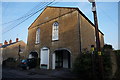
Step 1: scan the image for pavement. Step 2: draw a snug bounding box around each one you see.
[2,66,81,80]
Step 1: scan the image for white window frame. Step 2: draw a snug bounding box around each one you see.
[35,28,40,44]
[52,22,59,41]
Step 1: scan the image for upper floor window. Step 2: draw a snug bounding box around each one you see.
[36,28,40,44]
[52,22,59,41]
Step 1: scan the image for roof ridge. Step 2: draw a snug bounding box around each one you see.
[47,6,79,9]
[28,6,104,35]
[0,41,20,48]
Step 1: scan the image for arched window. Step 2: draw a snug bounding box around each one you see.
[36,28,40,44]
[52,22,59,41]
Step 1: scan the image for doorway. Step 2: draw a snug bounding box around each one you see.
[52,49,71,69]
[40,47,49,69]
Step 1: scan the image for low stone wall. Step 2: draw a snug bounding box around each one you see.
[113,50,120,79]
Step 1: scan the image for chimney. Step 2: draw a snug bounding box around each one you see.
[16,38,19,42]
[9,39,12,44]
[4,40,8,45]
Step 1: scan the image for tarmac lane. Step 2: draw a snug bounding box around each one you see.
[2,67,81,80]
[2,67,56,80]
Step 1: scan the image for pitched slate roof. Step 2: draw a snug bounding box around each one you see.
[0,41,19,48]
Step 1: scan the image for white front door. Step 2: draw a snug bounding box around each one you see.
[40,47,49,69]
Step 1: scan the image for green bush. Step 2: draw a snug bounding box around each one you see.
[73,53,92,79]
[73,50,112,80]
[102,52,112,79]
[103,44,113,50]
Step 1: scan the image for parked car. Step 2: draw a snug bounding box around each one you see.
[20,58,37,70]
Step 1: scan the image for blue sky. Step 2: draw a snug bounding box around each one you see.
[118,1,120,49]
[1,2,118,50]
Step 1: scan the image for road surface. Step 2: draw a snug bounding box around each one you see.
[2,67,56,80]
[2,67,80,80]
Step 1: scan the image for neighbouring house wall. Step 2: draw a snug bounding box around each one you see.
[2,41,26,61]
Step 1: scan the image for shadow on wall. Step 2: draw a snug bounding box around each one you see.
[2,57,19,68]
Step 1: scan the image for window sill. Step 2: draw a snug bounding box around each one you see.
[35,43,40,45]
[52,40,59,42]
